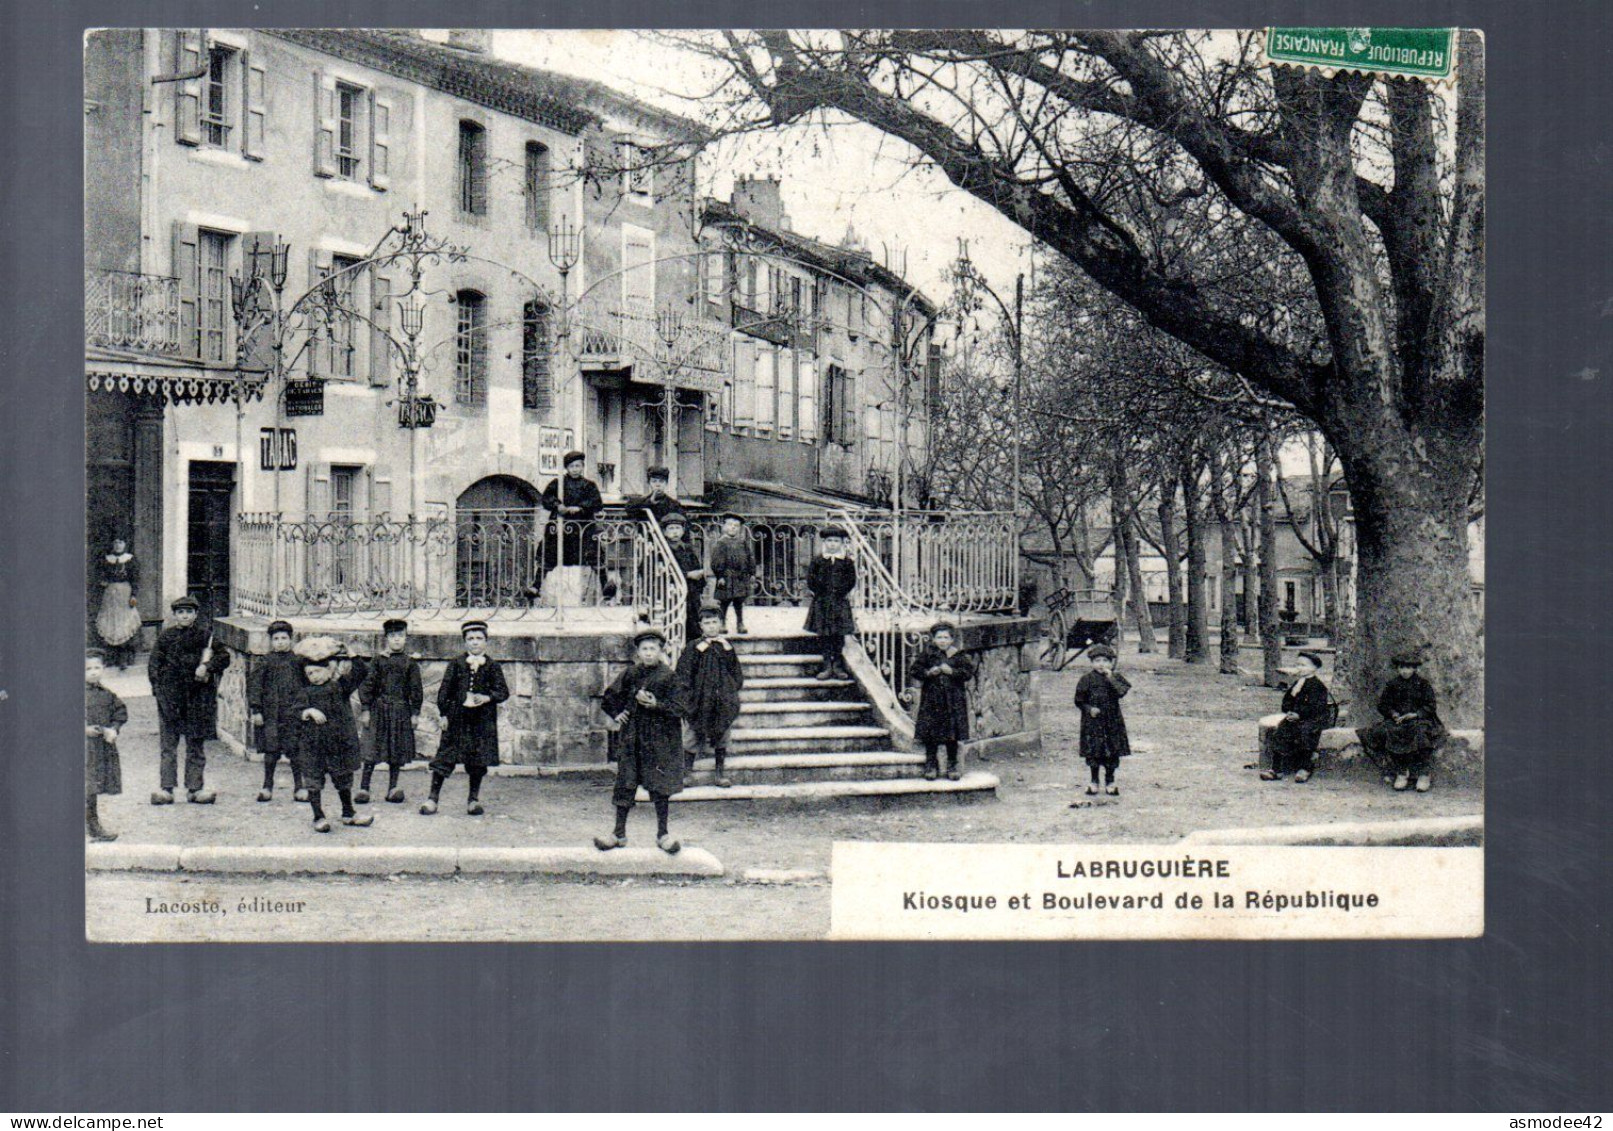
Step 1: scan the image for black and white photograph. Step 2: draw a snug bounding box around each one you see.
[81,26,1484,942]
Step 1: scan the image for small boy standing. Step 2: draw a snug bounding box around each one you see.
[1360,652,1448,793]
[422,620,508,816]
[676,604,745,789]
[596,629,689,853]
[709,513,757,635]
[905,622,975,781]
[293,637,373,833]
[661,514,709,646]
[1072,643,1131,798]
[84,649,125,842]
[248,619,308,803]
[805,526,858,681]
[356,618,423,804]
[148,594,230,805]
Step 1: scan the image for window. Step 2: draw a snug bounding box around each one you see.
[458,121,487,215]
[524,142,550,231]
[202,45,236,148]
[330,465,361,583]
[198,230,231,363]
[328,255,359,378]
[454,290,487,405]
[822,365,856,445]
[1284,580,1297,614]
[522,301,552,414]
[620,142,653,200]
[335,83,364,179]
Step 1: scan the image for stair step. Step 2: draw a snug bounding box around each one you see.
[727,724,891,754]
[726,633,815,655]
[740,678,858,703]
[737,655,829,678]
[737,652,824,665]
[739,700,869,715]
[687,750,925,786]
[735,703,871,729]
[649,771,1001,804]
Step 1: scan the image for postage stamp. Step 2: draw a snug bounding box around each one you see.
[1264,27,1458,83]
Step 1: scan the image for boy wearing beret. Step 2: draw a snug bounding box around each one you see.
[904,621,976,781]
[249,619,309,802]
[709,513,757,635]
[1072,643,1131,798]
[356,618,423,804]
[1360,652,1448,792]
[676,604,745,788]
[148,594,230,805]
[422,621,508,816]
[597,629,690,853]
[84,650,125,842]
[805,526,858,681]
[294,637,373,832]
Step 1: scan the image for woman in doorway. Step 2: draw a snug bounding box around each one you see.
[95,536,142,669]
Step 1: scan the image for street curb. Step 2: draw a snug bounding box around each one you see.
[88,842,725,878]
[1178,814,1483,846]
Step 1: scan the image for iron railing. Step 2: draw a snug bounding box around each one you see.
[85,269,182,355]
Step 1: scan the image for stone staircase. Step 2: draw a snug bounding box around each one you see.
[670,630,1000,803]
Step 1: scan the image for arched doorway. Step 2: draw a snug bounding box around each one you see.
[455,475,540,608]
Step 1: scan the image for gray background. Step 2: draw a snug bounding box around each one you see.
[3,0,1609,1111]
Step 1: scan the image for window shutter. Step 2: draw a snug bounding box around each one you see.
[237,231,278,373]
[368,471,392,520]
[841,371,857,443]
[798,357,818,442]
[174,31,202,146]
[734,339,755,428]
[777,349,796,438]
[306,462,332,521]
[369,93,391,191]
[369,272,393,386]
[306,250,333,376]
[242,53,266,160]
[755,346,775,431]
[172,222,200,359]
[312,72,336,177]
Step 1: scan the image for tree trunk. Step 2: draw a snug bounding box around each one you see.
[1180,459,1208,663]
[1319,558,1340,643]
[1256,435,1283,687]
[1239,516,1258,640]
[1157,479,1186,659]
[1124,511,1156,653]
[1110,458,1155,653]
[1210,457,1241,675]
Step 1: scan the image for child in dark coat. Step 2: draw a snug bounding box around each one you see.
[709,514,758,635]
[905,622,975,781]
[249,619,309,802]
[597,629,689,853]
[1360,652,1448,793]
[148,594,230,805]
[661,514,710,647]
[676,604,745,788]
[1262,650,1331,783]
[293,637,373,833]
[805,526,858,681]
[356,618,423,804]
[84,650,125,842]
[1073,644,1131,798]
[423,620,508,816]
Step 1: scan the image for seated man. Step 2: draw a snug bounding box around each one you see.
[1261,650,1330,783]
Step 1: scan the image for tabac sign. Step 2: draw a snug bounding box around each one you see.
[1264,28,1456,82]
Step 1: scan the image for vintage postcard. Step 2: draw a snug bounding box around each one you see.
[82,27,1483,941]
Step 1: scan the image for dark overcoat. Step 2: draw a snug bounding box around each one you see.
[1073,669,1132,766]
[149,622,231,739]
[626,491,681,524]
[85,683,126,797]
[434,655,509,768]
[676,637,744,745]
[804,556,858,636]
[602,662,689,802]
[1364,674,1447,756]
[541,475,604,567]
[296,665,366,780]
[248,650,306,754]
[709,536,757,602]
[1270,675,1331,762]
[909,644,975,744]
[358,652,423,765]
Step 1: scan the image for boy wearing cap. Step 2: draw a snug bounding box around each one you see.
[627,466,682,525]
[905,622,976,781]
[1360,652,1448,792]
[422,621,508,816]
[661,513,710,645]
[248,619,309,802]
[1262,650,1331,783]
[1072,644,1131,798]
[84,649,125,842]
[356,618,423,804]
[597,629,690,853]
[148,594,230,805]
[293,637,373,833]
[709,513,757,635]
[676,604,745,788]
[805,527,858,681]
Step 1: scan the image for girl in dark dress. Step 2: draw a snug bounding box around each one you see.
[1359,653,1448,792]
[1072,644,1132,798]
[709,514,757,634]
[676,604,744,788]
[293,637,373,833]
[422,621,508,816]
[905,622,975,781]
[84,650,125,842]
[805,526,858,681]
[1263,650,1331,783]
[596,630,690,854]
[356,618,423,804]
[249,620,309,802]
